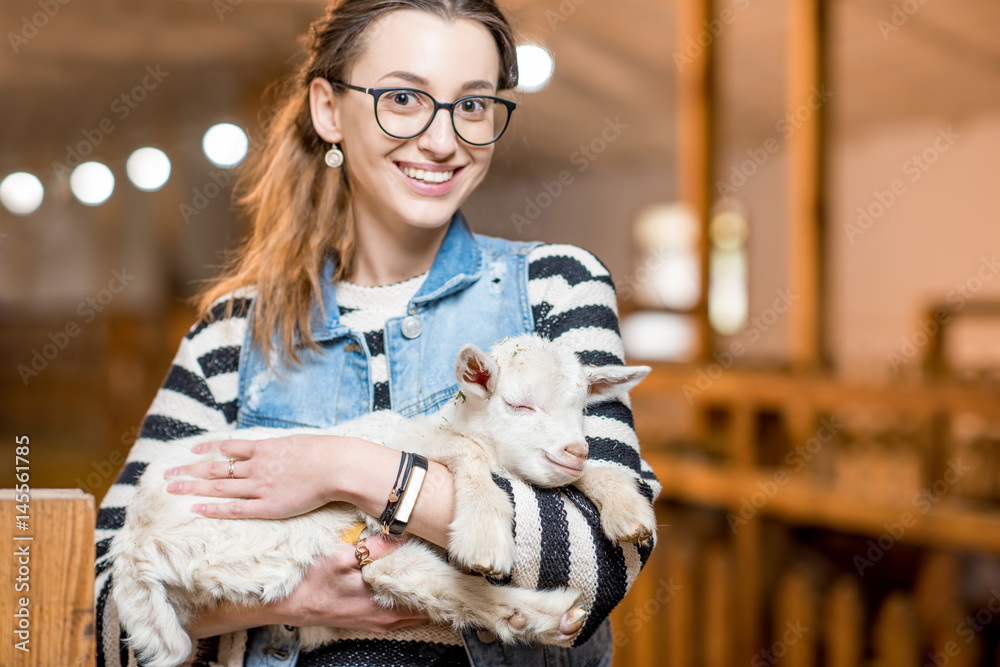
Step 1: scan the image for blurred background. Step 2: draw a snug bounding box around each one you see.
[2,0,1000,664]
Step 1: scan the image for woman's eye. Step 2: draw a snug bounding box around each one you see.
[390,91,418,106]
[459,98,488,115]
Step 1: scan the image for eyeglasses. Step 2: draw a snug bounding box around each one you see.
[334,82,516,146]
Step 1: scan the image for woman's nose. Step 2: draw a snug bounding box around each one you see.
[417,109,458,156]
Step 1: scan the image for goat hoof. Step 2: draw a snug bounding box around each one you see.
[508,612,527,630]
[559,607,588,635]
[621,522,653,543]
[471,559,502,578]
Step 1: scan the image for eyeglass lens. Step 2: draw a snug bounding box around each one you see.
[376,90,509,144]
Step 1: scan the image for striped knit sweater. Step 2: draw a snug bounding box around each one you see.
[93,243,661,667]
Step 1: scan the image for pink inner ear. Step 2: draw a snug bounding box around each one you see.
[464,358,492,389]
[588,379,612,397]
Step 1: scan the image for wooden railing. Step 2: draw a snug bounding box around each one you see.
[611,365,1000,666]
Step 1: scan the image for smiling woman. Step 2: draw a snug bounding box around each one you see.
[92,1,660,666]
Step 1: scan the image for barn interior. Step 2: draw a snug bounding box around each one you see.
[2,0,1000,663]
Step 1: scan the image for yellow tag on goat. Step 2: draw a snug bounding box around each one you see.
[340,521,366,544]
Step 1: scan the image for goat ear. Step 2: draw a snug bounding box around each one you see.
[585,365,651,405]
[456,344,499,399]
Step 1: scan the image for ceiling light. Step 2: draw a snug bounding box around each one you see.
[126,147,171,191]
[0,172,44,215]
[70,162,115,206]
[202,123,248,167]
[516,44,555,93]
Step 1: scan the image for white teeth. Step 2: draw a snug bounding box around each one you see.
[401,166,455,184]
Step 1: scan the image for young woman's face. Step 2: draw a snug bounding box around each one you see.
[328,10,503,233]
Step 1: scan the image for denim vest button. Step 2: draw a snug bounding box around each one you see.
[401,315,422,339]
[476,629,497,644]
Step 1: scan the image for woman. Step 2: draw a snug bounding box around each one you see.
[93,1,661,665]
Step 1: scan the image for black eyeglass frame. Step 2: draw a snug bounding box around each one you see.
[333,81,517,146]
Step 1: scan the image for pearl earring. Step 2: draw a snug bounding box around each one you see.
[324,145,344,168]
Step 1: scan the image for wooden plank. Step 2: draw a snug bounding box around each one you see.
[735,517,762,664]
[786,0,827,368]
[774,568,816,667]
[646,454,1000,554]
[874,593,919,667]
[666,540,697,666]
[631,367,1000,429]
[703,542,732,667]
[824,576,863,667]
[0,489,95,667]
[676,0,715,358]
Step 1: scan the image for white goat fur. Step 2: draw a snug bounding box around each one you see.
[110,333,655,667]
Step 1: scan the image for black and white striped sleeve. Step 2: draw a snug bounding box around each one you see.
[501,244,661,645]
[93,295,252,667]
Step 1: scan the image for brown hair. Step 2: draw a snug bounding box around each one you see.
[195,0,518,368]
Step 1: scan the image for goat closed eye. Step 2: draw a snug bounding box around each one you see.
[505,401,534,413]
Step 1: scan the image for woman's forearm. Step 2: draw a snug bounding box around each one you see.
[335,438,455,548]
[185,598,276,639]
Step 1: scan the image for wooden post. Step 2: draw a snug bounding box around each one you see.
[824,576,863,667]
[774,568,816,667]
[1,489,95,667]
[676,0,716,359]
[704,542,733,667]
[786,0,828,368]
[874,593,920,667]
[666,540,697,667]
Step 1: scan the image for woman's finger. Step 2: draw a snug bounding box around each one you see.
[190,498,273,519]
[190,438,258,458]
[167,478,258,499]
[165,458,237,481]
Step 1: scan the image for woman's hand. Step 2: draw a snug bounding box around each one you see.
[164,434,361,519]
[186,534,430,638]
[164,433,456,549]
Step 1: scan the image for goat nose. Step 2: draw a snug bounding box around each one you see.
[564,443,588,460]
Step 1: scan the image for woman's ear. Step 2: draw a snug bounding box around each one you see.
[309,77,344,144]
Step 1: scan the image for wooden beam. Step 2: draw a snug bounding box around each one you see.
[786,0,828,368]
[676,0,716,359]
[1,489,95,667]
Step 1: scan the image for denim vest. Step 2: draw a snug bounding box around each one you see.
[237,210,613,667]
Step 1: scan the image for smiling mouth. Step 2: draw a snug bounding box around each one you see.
[397,164,458,184]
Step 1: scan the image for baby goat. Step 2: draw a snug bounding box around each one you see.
[110,333,655,667]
